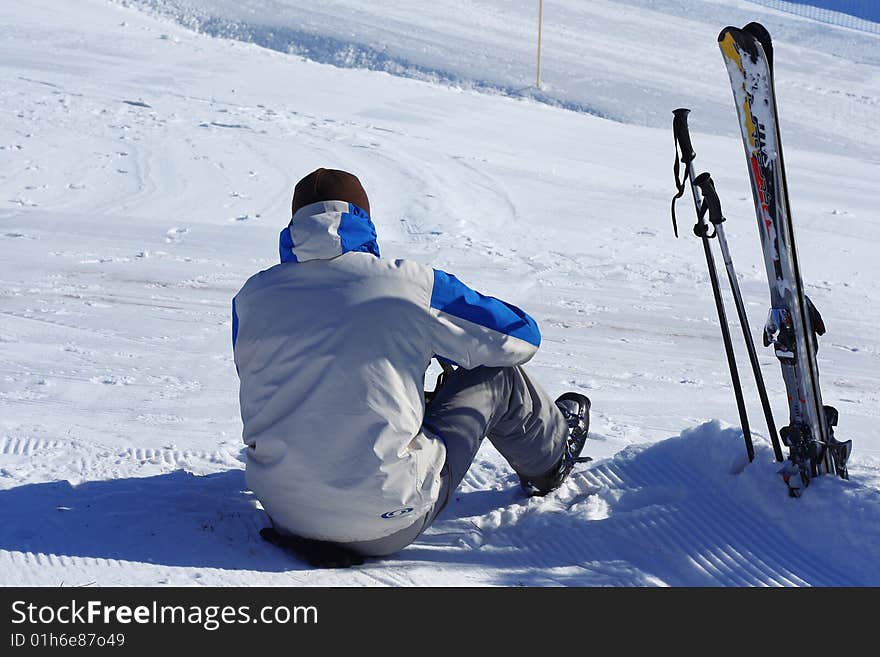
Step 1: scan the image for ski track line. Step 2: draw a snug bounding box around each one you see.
[615,455,784,586]
[356,567,419,587]
[120,446,220,465]
[523,524,650,587]
[1,549,239,587]
[0,436,68,456]
[556,454,848,586]
[620,458,762,585]
[656,454,839,586]
[615,448,852,586]
[552,533,629,585]
[0,436,234,470]
[0,309,171,348]
[604,465,757,585]
[9,550,115,572]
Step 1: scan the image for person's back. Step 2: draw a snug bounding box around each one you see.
[233,168,591,565]
[234,243,447,542]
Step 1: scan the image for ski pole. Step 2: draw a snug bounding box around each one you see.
[692,172,784,462]
[672,105,783,461]
[672,108,755,462]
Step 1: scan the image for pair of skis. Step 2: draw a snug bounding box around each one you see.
[673,22,852,497]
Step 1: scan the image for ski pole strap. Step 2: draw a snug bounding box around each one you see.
[671,109,696,238]
[805,295,826,337]
[693,208,715,239]
[671,147,685,238]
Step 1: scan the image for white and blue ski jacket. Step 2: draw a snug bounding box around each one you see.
[232,200,540,542]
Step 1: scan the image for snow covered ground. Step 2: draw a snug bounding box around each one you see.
[1,0,878,586]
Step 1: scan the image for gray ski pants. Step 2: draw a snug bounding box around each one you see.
[345,365,568,557]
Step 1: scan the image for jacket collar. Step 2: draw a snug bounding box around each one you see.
[279,200,380,263]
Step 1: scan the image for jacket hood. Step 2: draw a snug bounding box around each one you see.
[279,200,380,263]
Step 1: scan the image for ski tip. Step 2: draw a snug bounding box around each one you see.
[717,24,762,61]
[717,25,739,43]
[743,21,770,38]
[742,21,774,69]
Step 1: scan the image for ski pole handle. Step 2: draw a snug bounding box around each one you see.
[673,108,696,164]
[694,172,725,226]
[671,108,697,237]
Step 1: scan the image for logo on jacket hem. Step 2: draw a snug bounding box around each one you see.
[380,507,414,519]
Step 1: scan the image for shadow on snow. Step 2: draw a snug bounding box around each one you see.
[0,469,303,573]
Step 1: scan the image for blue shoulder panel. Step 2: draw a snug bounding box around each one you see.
[279,227,298,263]
[232,298,239,348]
[338,203,380,257]
[430,269,540,346]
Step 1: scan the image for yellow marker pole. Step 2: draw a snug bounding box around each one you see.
[536,0,544,89]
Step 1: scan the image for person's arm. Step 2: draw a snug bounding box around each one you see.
[427,269,540,369]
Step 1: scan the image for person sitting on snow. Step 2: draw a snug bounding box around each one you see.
[231,167,591,567]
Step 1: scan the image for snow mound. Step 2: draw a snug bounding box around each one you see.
[418,422,880,586]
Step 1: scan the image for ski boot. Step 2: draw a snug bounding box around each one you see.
[520,393,592,496]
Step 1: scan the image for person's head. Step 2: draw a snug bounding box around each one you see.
[291,168,370,217]
[280,168,379,263]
